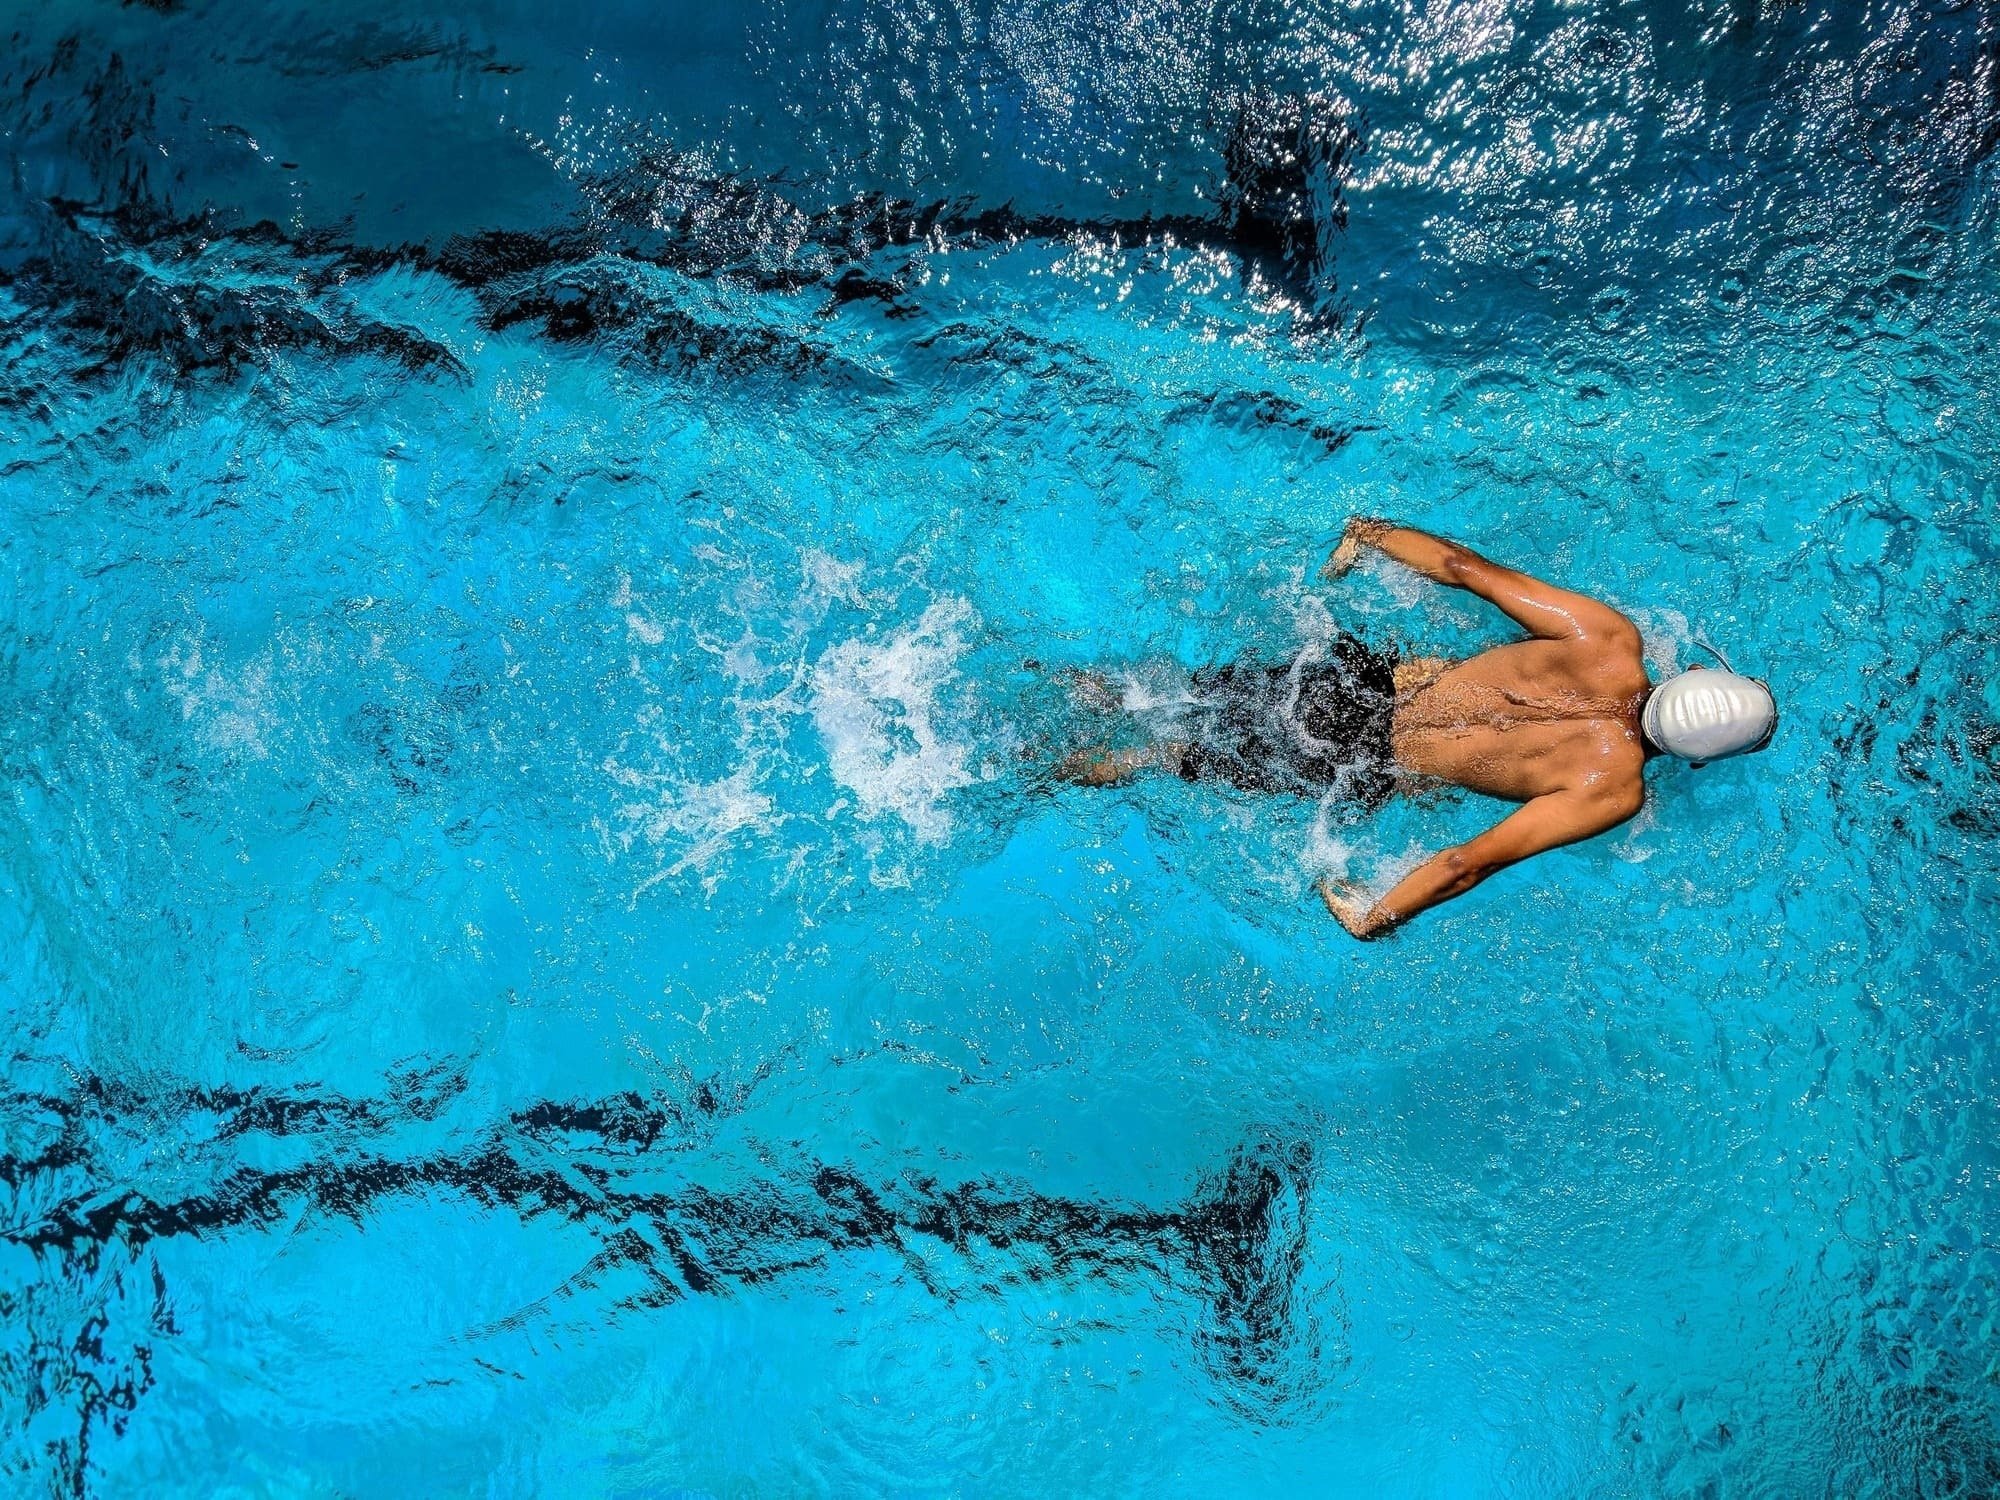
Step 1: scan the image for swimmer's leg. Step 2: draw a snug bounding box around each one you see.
[1055,741,1189,787]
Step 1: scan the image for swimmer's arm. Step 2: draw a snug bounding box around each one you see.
[1325,520,1637,643]
[1318,785,1640,939]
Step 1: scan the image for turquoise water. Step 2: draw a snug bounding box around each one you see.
[2,2,1997,1494]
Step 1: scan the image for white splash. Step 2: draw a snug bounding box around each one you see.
[1612,794,1660,864]
[1303,795,1358,880]
[607,759,779,897]
[1372,840,1434,891]
[1291,590,1341,648]
[810,597,978,845]
[1116,667,1196,715]
[1627,606,1693,679]
[160,639,274,758]
[798,549,868,610]
[1357,549,1430,608]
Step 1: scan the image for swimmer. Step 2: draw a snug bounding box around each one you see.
[1058,519,1777,938]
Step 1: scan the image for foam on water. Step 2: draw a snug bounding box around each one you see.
[160,638,277,760]
[1626,604,1696,681]
[810,595,981,848]
[606,759,778,896]
[1301,796,1358,881]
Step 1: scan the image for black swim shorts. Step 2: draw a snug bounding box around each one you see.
[1178,634,1401,808]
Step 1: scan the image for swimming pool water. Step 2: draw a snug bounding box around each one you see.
[2,1,1996,1494]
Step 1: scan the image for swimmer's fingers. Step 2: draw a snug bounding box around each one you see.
[1316,877,1377,938]
[1317,876,1363,908]
[1321,536,1360,579]
[1055,745,1143,786]
[1322,517,1391,578]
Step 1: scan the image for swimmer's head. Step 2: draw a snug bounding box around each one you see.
[1640,665,1777,765]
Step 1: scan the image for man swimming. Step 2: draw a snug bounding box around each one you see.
[1059,519,1777,939]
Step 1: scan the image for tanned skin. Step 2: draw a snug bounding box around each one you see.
[1313,519,1651,938]
[1060,519,1654,937]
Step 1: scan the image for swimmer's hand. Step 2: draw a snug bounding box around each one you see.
[1317,877,1381,940]
[1322,517,1394,579]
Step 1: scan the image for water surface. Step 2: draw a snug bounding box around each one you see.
[2,1,1997,1494]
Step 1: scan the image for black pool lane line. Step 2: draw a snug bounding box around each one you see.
[7,1078,1334,1409]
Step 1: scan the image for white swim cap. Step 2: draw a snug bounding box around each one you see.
[1641,668,1776,762]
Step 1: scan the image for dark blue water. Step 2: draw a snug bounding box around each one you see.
[2,2,1997,1494]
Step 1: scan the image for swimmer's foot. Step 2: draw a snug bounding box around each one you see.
[1055,745,1135,786]
[1054,742,1185,787]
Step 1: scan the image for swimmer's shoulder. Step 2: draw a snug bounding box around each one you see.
[1535,749,1646,835]
[1572,727,1648,817]
[1553,623,1648,696]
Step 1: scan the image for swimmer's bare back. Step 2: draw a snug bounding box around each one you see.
[1317,519,1649,938]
